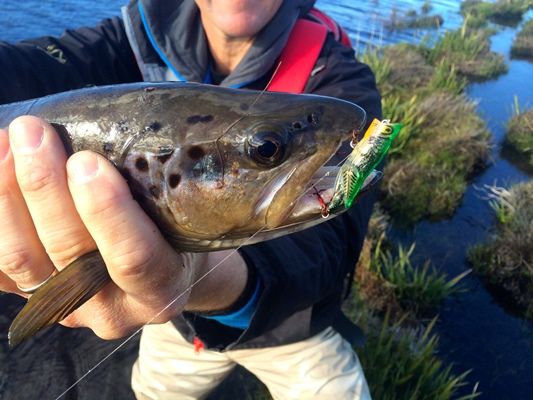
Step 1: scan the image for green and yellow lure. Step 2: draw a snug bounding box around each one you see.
[327,118,401,214]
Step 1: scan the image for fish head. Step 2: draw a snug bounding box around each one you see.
[125,86,366,250]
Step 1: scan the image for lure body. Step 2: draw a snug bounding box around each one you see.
[327,119,401,213]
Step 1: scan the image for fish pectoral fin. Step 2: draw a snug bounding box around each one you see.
[8,250,111,348]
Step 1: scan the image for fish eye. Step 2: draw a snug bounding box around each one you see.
[379,124,393,136]
[246,128,287,167]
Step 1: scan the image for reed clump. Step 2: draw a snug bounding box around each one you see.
[504,107,533,171]
[356,316,480,400]
[358,239,468,320]
[362,25,495,224]
[354,209,468,322]
[364,26,500,221]
[365,45,434,98]
[461,0,532,27]
[386,9,444,31]
[382,94,491,223]
[427,27,508,81]
[346,227,478,400]
[511,19,533,61]
[468,182,533,320]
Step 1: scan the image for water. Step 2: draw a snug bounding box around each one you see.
[0,1,532,399]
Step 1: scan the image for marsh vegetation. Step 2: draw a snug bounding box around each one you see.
[461,0,533,27]
[512,19,533,60]
[362,28,497,225]
[346,209,478,398]
[503,106,533,172]
[468,182,533,319]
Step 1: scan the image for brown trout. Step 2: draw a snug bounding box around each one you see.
[0,82,367,346]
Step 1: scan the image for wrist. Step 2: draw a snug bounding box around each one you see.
[185,250,248,312]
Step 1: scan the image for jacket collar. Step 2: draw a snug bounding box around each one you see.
[136,0,315,87]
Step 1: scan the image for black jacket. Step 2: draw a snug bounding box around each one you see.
[0,0,381,351]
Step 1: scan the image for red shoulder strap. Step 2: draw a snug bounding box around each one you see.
[266,19,328,94]
[308,8,352,47]
[267,8,352,94]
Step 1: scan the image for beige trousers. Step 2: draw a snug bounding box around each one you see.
[131,321,371,400]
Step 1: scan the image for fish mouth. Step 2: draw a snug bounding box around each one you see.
[252,162,332,229]
[261,167,382,233]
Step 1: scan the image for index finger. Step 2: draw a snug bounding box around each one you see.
[66,151,190,307]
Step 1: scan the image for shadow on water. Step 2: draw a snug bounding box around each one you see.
[0,1,532,399]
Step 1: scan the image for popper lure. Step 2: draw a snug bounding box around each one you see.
[326,119,402,215]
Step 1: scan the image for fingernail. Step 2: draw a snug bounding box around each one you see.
[10,119,44,153]
[0,129,9,161]
[68,152,100,184]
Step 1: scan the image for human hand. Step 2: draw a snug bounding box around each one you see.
[0,116,210,340]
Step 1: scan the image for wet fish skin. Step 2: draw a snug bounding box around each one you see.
[1,82,367,346]
[0,82,366,250]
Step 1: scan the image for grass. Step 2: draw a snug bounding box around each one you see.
[386,1,443,31]
[426,26,508,81]
[468,182,533,319]
[504,106,533,172]
[461,0,533,27]
[346,208,478,398]
[356,315,480,400]
[354,209,469,321]
[368,240,469,318]
[511,19,533,61]
[386,9,444,31]
[381,93,491,223]
[362,35,494,224]
[363,45,435,99]
[427,60,468,95]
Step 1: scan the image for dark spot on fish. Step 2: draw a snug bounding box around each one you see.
[135,157,149,172]
[146,121,162,132]
[157,150,174,164]
[149,185,160,199]
[292,121,303,130]
[240,103,250,111]
[186,115,214,124]
[144,86,156,92]
[103,142,114,153]
[169,173,181,189]
[188,146,205,160]
[186,115,201,124]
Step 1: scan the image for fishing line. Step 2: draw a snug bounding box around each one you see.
[54,226,266,400]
